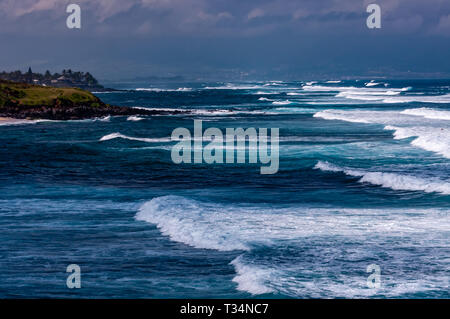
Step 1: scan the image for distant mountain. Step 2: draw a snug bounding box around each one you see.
[0,68,111,92]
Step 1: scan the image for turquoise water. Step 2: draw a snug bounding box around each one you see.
[0,79,449,298]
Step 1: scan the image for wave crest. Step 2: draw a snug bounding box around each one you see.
[136,195,450,296]
[99,132,170,143]
[314,161,450,194]
[401,108,450,120]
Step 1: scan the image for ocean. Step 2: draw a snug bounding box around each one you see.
[0,79,449,298]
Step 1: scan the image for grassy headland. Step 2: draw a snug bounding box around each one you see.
[0,80,184,120]
[0,80,102,107]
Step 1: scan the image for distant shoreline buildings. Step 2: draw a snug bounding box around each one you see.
[0,68,105,91]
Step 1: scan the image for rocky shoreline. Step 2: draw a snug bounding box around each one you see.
[0,80,188,120]
[0,103,187,120]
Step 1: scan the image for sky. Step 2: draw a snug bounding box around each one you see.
[0,0,449,80]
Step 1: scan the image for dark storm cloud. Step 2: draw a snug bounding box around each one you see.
[1,0,449,36]
[0,0,449,79]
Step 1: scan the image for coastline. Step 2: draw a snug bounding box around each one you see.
[0,80,195,121]
[0,117,35,125]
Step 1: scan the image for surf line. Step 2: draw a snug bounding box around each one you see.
[171,120,279,174]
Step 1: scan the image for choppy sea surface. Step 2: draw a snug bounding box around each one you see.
[0,79,449,298]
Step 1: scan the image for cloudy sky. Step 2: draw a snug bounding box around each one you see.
[0,0,449,80]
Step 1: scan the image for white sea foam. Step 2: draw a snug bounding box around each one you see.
[136,196,450,296]
[313,109,444,126]
[98,116,111,122]
[254,91,274,95]
[190,109,236,116]
[91,91,121,94]
[306,84,408,92]
[136,196,250,251]
[135,87,193,92]
[99,132,171,143]
[132,106,279,116]
[382,94,450,104]
[314,161,450,194]
[401,108,450,120]
[303,85,409,94]
[136,196,449,252]
[204,84,265,90]
[314,109,450,158]
[365,80,381,87]
[191,109,280,116]
[334,88,417,103]
[302,85,359,92]
[206,83,300,91]
[264,82,284,87]
[234,265,446,298]
[228,244,450,298]
[127,116,145,121]
[384,126,450,159]
[341,92,450,104]
[336,90,401,97]
[135,88,168,92]
[0,118,47,126]
[230,256,275,295]
[274,107,316,113]
[313,110,373,123]
[301,84,448,104]
[326,80,341,83]
[4,117,111,125]
[272,100,293,105]
[131,106,189,113]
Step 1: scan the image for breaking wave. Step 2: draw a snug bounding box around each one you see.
[99,133,171,143]
[314,109,450,159]
[384,126,450,159]
[272,100,293,105]
[401,108,450,120]
[127,116,145,121]
[0,119,47,126]
[135,87,193,92]
[136,196,450,296]
[136,196,449,251]
[314,161,450,194]
[365,81,381,87]
[300,84,450,104]
[230,256,275,295]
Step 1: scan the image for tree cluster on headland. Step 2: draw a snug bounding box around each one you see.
[0,68,106,91]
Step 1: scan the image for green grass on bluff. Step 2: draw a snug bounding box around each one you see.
[0,80,101,108]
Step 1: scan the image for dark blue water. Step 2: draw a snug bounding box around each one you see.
[0,80,449,298]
